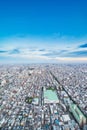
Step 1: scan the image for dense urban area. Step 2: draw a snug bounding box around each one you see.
[0,64,87,130]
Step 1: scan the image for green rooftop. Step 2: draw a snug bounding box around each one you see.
[44,89,59,102]
[70,103,86,124]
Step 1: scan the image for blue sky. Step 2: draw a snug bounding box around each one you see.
[0,0,87,63]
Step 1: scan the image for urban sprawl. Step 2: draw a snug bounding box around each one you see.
[0,64,87,130]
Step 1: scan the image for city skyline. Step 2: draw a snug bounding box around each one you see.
[0,0,87,63]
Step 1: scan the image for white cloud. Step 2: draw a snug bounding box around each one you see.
[0,35,87,63]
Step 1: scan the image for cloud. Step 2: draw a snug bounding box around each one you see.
[79,43,87,48]
[9,49,20,54]
[39,49,46,52]
[67,50,87,57]
[42,50,68,58]
[42,48,87,59]
[0,50,8,53]
[42,49,80,58]
[55,57,87,63]
[0,36,87,63]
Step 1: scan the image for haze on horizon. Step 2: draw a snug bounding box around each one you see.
[0,0,87,64]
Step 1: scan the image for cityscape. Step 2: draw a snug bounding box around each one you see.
[0,0,87,129]
[0,64,87,130]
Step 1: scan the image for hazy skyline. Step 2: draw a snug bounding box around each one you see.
[0,0,87,63]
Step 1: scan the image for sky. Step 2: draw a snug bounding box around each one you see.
[0,0,87,63]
